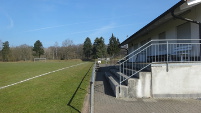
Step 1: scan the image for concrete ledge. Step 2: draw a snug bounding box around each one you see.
[153,94,201,98]
[105,72,128,98]
[119,85,128,98]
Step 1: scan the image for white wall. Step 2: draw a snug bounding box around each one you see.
[151,63,201,98]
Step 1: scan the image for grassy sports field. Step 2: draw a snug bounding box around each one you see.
[0,59,93,113]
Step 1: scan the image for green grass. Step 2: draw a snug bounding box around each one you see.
[0,60,93,113]
[0,59,84,86]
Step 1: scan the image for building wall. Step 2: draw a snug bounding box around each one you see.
[128,4,201,55]
[151,63,201,98]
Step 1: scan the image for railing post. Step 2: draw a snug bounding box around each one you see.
[119,63,121,94]
[199,23,201,61]
[166,41,169,72]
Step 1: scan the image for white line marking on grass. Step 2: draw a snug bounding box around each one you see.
[0,62,87,90]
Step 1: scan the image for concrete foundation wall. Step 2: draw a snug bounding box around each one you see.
[138,72,151,98]
[151,63,201,98]
[127,72,151,98]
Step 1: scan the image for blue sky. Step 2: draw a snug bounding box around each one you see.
[0,0,180,47]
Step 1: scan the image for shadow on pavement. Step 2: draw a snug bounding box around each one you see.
[95,65,115,97]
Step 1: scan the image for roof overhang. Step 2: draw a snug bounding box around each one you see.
[120,0,201,46]
[187,0,201,5]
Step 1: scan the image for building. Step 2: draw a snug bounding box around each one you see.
[121,0,201,63]
[106,0,201,98]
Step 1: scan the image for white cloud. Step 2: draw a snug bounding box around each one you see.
[24,22,89,32]
[24,24,67,32]
[7,16,14,29]
[67,23,136,36]
[0,10,14,29]
[88,23,116,38]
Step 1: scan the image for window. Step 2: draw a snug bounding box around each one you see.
[177,22,191,43]
[159,32,166,51]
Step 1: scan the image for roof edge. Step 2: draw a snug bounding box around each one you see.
[120,0,185,46]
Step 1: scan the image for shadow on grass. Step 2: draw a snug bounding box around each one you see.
[67,64,93,113]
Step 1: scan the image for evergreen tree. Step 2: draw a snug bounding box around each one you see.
[33,40,44,58]
[107,33,120,57]
[2,41,10,62]
[93,37,106,58]
[83,37,92,59]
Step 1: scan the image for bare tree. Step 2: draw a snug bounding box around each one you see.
[54,42,59,60]
[61,39,74,60]
[0,39,86,61]
[18,44,33,61]
[76,44,84,59]
[44,46,56,60]
[9,44,33,61]
[0,40,2,61]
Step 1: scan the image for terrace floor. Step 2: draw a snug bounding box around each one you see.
[94,64,201,113]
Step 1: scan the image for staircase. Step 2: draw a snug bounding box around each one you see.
[105,65,151,98]
[104,39,201,98]
[105,41,153,98]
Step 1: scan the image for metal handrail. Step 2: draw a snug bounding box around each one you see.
[118,39,201,93]
[120,40,152,64]
[90,63,96,113]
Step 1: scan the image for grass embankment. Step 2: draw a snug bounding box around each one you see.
[0,60,93,113]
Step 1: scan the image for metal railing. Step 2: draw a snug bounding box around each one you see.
[119,39,201,89]
[90,63,96,113]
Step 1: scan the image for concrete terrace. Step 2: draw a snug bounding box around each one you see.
[94,64,201,113]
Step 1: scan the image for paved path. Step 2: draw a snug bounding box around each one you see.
[94,65,201,113]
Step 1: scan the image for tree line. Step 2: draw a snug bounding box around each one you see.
[83,34,121,59]
[0,34,124,62]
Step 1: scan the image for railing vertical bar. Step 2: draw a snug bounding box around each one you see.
[198,44,199,61]
[147,48,148,63]
[194,44,195,61]
[167,41,169,63]
[132,54,133,75]
[155,45,156,62]
[119,62,122,94]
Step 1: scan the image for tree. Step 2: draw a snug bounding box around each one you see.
[76,44,84,59]
[33,40,44,58]
[61,39,74,60]
[18,44,33,61]
[2,41,10,62]
[0,40,2,51]
[0,40,2,61]
[83,37,92,59]
[107,33,120,57]
[54,42,59,59]
[93,37,106,58]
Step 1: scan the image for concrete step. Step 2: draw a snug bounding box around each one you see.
[120,63,151,72]
[109,68,152,98]
[110,68,130,85]
[105,72,128,98]
[120,68,140,78]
